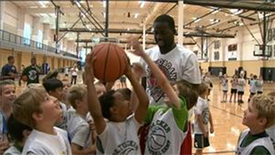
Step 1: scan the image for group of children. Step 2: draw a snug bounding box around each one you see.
[0,51,275,155]
[219,73,264,104]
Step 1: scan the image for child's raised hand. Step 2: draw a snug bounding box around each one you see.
[124,57,133,77]
[84,54,95,84]
[132,62,145,79]
[127,36,145,57]
[210,125,214,133]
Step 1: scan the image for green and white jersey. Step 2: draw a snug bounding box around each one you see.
[96,115,142,155]
[236,129,274,155]
[144,97,188,155]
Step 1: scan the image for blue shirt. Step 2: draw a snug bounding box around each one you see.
[1,64,17,80]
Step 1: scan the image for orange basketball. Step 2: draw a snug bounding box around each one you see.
[21,75,28,82]
[92,42,128,82]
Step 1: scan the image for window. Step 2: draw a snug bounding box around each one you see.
[23,23,31,45]
[37,30,43,49]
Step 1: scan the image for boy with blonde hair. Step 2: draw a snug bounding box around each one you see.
[12,87,72,155]
[67,84,96,154]
[194,82,214,155]
[236,95,275,155]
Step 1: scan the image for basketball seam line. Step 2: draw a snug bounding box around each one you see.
[103,43,111,82]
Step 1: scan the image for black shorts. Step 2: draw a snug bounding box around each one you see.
[250,92,256,96]
[223,90,228,93]
[257,91,263,94]
[120,77,126,82]
[231,89,237,94]
[238,91,244,95]
[194,134,210,149]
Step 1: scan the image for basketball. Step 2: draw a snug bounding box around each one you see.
[21,75,28,82]
[91,42,128,82]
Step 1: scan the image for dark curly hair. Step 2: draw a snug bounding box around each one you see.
[99,90,116,120]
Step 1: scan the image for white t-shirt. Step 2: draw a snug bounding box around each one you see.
[203,76,212,89]
[236,129,274,155]
[231,79,238,90]
[96,115,142,155]
[250,79,257,93]
[71,68,78,76]
[4,146,21,155]
[256,80,264,92]
[222,78,228,91]
[22,127,72,155]
[140,45,201,105]
[67,112,91,148]
[237,78,246,92]
[194,97,210,134]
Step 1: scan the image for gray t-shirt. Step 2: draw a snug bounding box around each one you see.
[67,112,91,148]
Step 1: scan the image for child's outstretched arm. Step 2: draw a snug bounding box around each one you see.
[129,38,180,109]
[85,54,106,134]
[125,62,149,124]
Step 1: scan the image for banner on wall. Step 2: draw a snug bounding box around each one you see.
[228,44,237,61]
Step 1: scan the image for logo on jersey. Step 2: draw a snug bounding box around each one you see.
[28,70,38,81]
[113,140,138,155]
[147,58,177,103]
[202,108,209,124]
[147,120,171,154]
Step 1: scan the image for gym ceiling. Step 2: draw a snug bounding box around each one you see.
[9,0,275,48]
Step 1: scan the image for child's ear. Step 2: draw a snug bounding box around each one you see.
[259,117,267,127]
[110,107,118,115]
[32,112,43,122]
[23,130,32,138]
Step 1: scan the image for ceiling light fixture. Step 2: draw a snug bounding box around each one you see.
[39,1,47,8]
[139,1,145,8]
[103,0,106,8]
[211,9,220,14]
[134,13,139,18]
[75,1,81,8]
[194,18,201,23]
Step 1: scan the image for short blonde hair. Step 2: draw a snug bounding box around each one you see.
[68,84,87,109]
[176,80,198,110]
[198,82,208,96]
[12,87,47,128]
[251,95,275,128]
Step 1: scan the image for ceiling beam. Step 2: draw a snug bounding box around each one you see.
[60,28,235,38]
[183,0,275,12]
[23,7,151,14]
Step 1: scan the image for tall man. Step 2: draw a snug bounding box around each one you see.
[22,57,41,85]
[0,56,17,81]
[139,14,201,155]
[140,14,201,104]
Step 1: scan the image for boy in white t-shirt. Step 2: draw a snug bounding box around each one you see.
[237,74,246,105]
[85,54,149,155]
[12,87,72,155]
[194,82,214,155]
[67,84,96,154]
[221,74,228,103]
[229,74,238,103]
[248,75,257,102]
[236,95,275,155]
[256,75,264,94]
